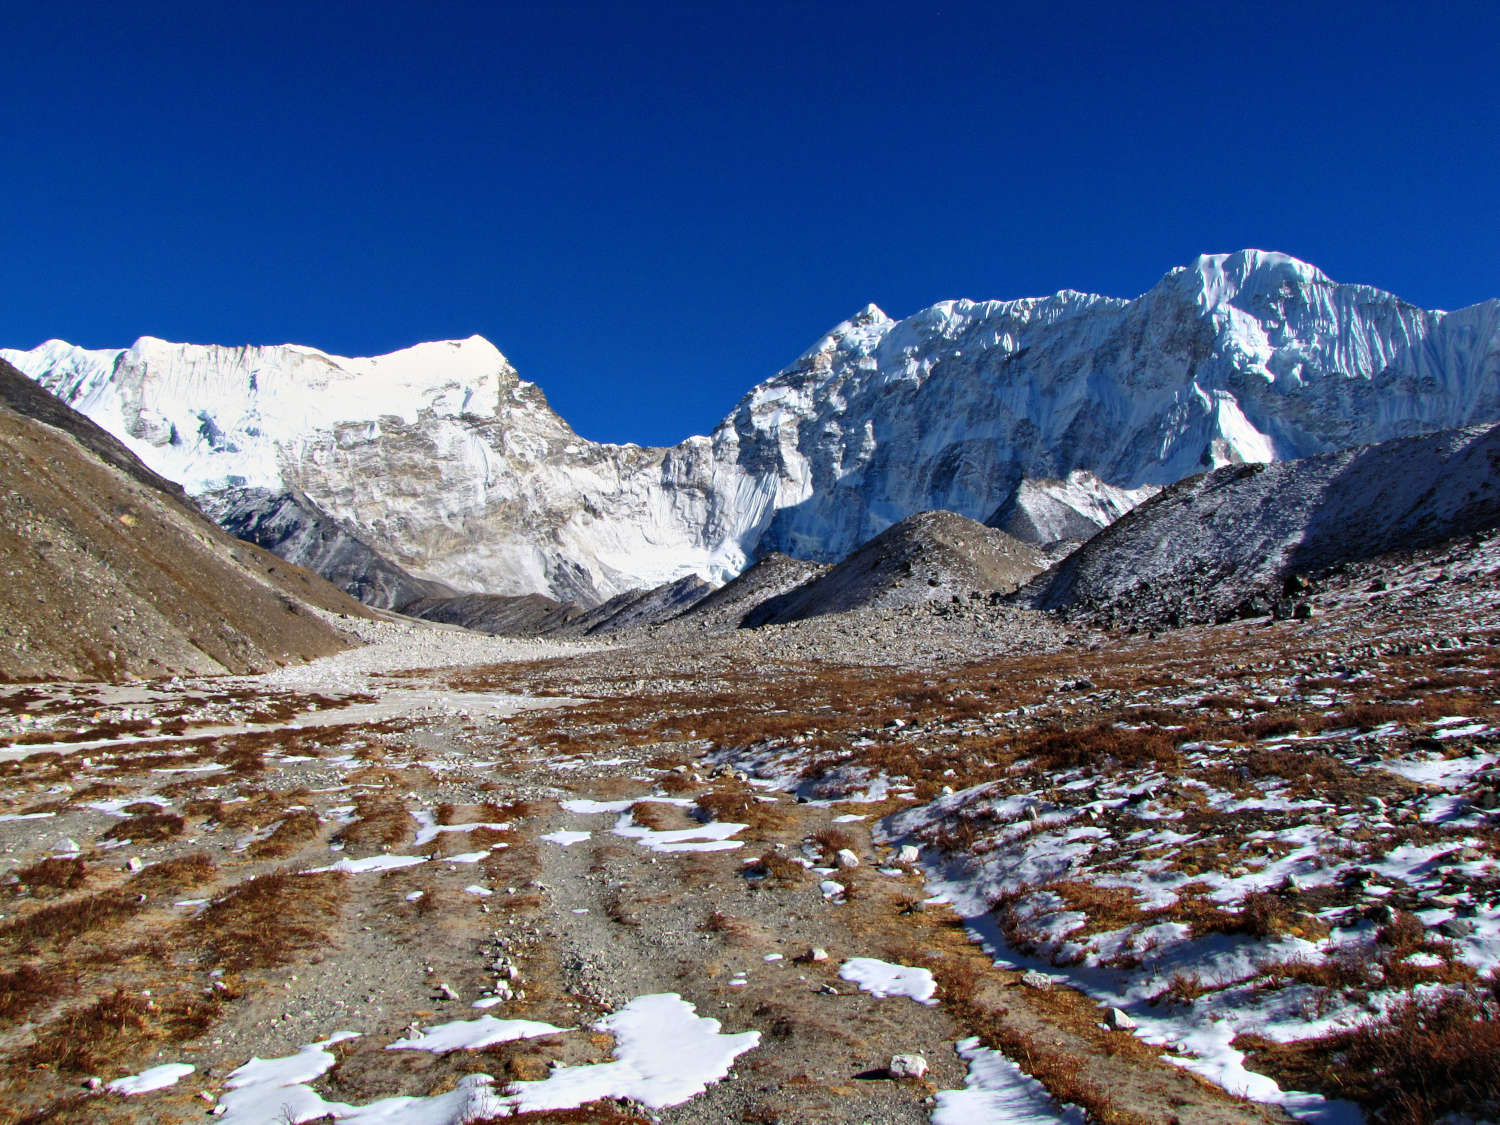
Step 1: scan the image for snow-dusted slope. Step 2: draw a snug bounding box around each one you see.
[7,251,1498,603]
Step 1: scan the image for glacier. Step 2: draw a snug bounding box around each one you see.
[6,250,1498,605]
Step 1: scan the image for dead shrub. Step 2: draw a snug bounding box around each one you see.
[700,910,750,941]
[1157,971,1208,1005]
[1377,910,1428,954]
[811,827,858,858]
[744,853,808,888]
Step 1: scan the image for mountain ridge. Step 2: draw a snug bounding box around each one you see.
[7,250,1498,605]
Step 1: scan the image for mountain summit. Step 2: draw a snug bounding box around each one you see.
[7,252,1498,605]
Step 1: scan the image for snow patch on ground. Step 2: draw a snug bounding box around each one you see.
[387,1016,570,1053]
[839,957,938,1005]
[499,992,759,1111]
[106,1062,195,1095]
[932,1037,1086,1124]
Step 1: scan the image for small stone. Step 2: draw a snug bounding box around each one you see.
[125,857,143,873]
[1439,918,1476,939]
[835,848,860,869]
[897,845,920,865]
[1020,970,1053,991]
[1105,1007,1137,1031]
[889,1053,928,1079]
[83,1077,102,1090]
[808,947,829,963]
[435,981,459,1001]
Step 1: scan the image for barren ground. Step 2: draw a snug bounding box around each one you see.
[2,535,1498,1124]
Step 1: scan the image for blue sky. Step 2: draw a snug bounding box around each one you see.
[4,1,1497,445]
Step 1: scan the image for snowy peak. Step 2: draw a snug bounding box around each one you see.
[7,251,1499,606]
[1187,249,1332,311]
[2,334,520,494]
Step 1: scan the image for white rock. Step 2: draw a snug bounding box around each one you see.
[1020,970,1053,991]
[897,845,920,864]
[808,947,829,963]
[1105,1006,1137,1031]
[889,1053,928,1079]
[835,848,860,869]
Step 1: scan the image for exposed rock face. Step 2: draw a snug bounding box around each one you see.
[744,511,1048,627]
[199,488,455,611]
[8,251,1498,604]
[1020,422,1500,628]
[0,359,368,681]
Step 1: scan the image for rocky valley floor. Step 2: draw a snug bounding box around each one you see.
[2,536,1500,1125]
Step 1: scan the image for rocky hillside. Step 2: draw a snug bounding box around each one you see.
[744,511,1047,627]
[0,359,370,681]
[1021,421,1500,628]
[8,251,1497,604]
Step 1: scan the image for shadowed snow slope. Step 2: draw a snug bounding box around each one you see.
[0,359,369,681]
[7,251,1498,602]
[1021,422,1500,628]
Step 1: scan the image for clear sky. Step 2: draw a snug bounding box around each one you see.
[4,1,1497,445]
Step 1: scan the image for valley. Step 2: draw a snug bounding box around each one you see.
[2,529,1497,1125]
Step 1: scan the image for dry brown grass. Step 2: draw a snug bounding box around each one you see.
[22,985,221,1075]
[99,811,184,842]
[0,961,58,1021]
[656,770,700,795]
[1018,722,1182,774]
[193,870,348,970]
[0,890,142,953]
[696,788,790,832]
[22,986,154,1073]
[248,808,321,858]
[124,852,215,894]
[627,800,685,831]
[11,856,88,895]
[337,798,415,852]
[932,960,1155,1125]
[1239,989,1500,1123]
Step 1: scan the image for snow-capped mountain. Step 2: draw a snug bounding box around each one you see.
[7,251,1498,605]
